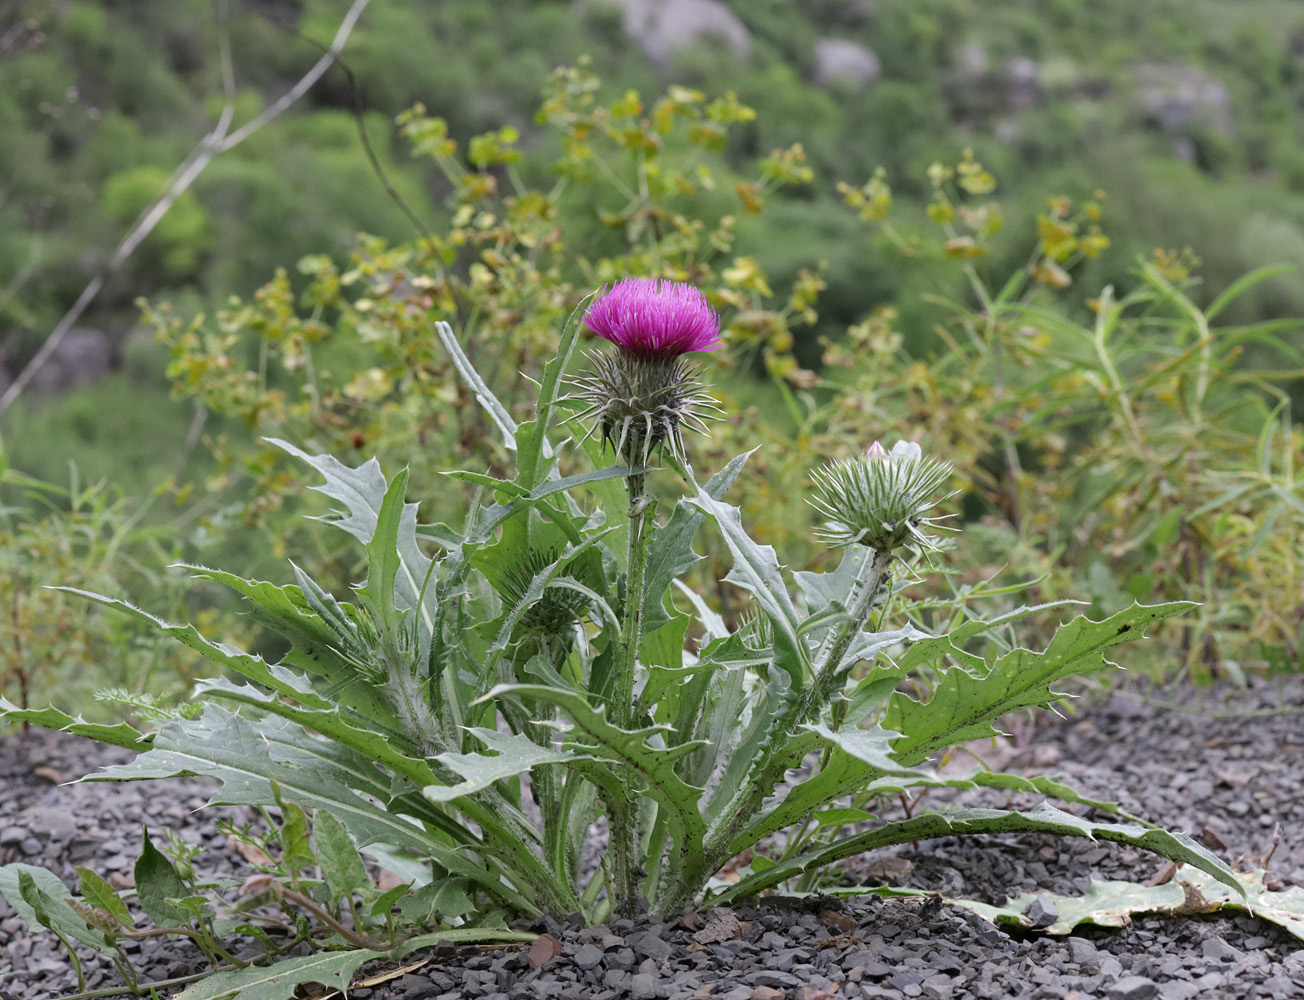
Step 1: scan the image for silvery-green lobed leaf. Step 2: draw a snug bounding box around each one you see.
[172,950,374,1000]
[425,729,592,802]
[269,439,438,642]
[960,867,1304,943]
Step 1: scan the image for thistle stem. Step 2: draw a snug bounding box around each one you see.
[615,485,652,724]
[686,546,894,901]
[609,477,654,916]
[813,546,893,686]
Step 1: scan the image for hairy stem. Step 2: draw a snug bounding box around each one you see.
[811,546,893,693]
[608,481,654,916]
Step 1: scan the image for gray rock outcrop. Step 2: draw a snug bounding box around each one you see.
[813,37,881,88]
[1134,64,1234,134]
[28,328,114,395]
[585,0,751,66]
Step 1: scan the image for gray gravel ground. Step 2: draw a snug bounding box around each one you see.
[3,676,1304,999]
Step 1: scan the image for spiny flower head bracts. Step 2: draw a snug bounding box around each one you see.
[567,352,722,467]
[809,439,956,553]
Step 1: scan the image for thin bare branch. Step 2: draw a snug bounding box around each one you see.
[0,0,373,417]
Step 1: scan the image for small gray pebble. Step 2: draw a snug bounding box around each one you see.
[0,827,28,847]
[1068,937,1100,969]
[1025,895,1059,929]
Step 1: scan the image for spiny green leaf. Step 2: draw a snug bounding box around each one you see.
[887,602,1195,766]
[0,699,151,751]
[179,565,396,723]
[686,487,808,686]
[269,439,437,639]
[643,450,752,634]
[356,467,410,634]
[794,546,871,616]
[448,464,644,502]
[90,707,535,913]
[711,801,1240,907]
[51,588,333,710]
[485,683,709,851]
[193,676,427,786]
[516,294,588,489]
[812,808,876,828]
[726,723,908,850]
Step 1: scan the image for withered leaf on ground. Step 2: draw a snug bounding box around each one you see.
[692,908,741,944]
[528,933,564,970]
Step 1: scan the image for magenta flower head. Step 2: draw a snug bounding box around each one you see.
[583,278,723,358]
[568,279,723,477]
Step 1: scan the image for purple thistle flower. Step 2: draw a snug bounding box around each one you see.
[583,278,723,358]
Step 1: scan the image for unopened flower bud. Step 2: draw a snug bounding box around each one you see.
[809,440,955,552]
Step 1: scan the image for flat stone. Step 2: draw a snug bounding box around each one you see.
[746,971,800,988]
[1157,982,1200,1000]
[1108,976,1158,1000]
[632,933,673,962]
[1201,938,1243,963]
[574,944,604,970]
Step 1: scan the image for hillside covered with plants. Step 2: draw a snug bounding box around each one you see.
[1,0,1302,707]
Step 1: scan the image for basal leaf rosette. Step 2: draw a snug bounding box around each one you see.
[568,278,723,468]
[809,440,956,552]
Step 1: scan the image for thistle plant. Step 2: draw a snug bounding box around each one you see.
[569,277,724,914]
[0,287,1244,997]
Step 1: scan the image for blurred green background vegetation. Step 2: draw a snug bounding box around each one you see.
[2,0,1303,715]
